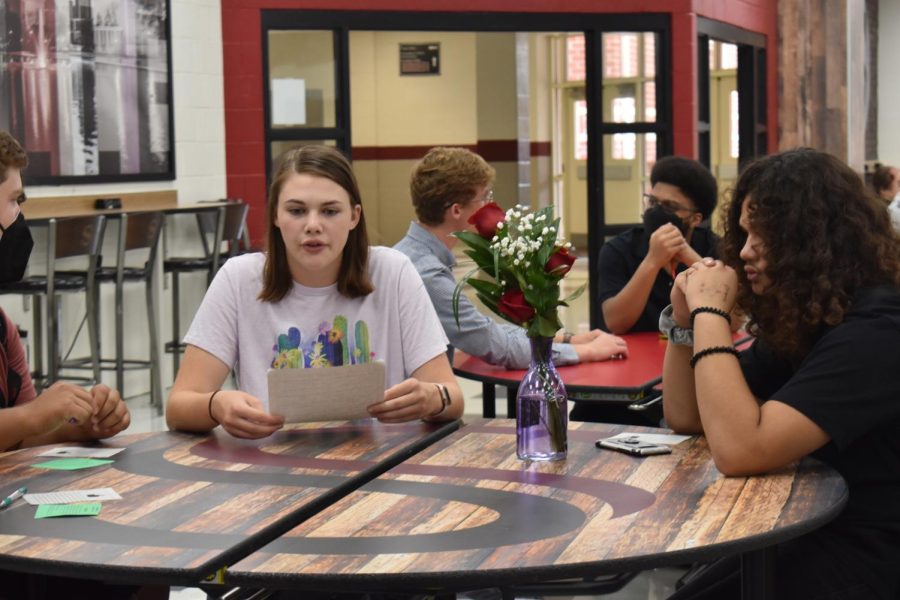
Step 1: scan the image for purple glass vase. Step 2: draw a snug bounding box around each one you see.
[516,336,568,461]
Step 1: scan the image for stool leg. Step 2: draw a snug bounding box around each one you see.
[172,271,180,376]
[31,295,45,389]
[146,276,163,415]
[115,276,124,397]
[86,279,101,385]
[47,292,60,385]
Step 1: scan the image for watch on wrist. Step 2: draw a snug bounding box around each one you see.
[431,383,452,417]
[659,304,694,346]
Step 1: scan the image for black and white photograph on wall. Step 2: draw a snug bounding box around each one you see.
[0,0,173,183]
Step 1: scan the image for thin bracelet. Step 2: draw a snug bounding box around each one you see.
[690,346,740,368]
[208,389,222,425]
[690,306,732,327]
[562,331,574,344]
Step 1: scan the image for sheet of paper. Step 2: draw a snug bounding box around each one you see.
[25,488,121,506]
[268,361,385,422]
[271,78,306,126]
[31,458,115,471]
[605,432,693,446]
[38,447,124,459]
[35,503,102,519]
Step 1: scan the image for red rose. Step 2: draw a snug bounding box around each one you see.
[545,246,576,276]
[468,202,506,239]
[497,288,535,324]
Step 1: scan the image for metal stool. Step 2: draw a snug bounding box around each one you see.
[164,200,248,374]
[93,211,165,413]
[0,215,106,389]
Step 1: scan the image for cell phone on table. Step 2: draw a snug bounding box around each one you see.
[595,436,672,456]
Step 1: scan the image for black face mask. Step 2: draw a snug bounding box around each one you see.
[642,204,689,238]
[0,212,34,284]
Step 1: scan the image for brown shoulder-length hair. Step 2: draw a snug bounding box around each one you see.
[259,145,373,302]
[720,148,900,360]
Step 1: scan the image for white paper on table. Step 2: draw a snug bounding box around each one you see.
[37,447,125,459]
[267,361,385,423]
[605,432,693,446]
[24,488,122,505]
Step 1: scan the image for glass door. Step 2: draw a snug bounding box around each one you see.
[262,26,350,179]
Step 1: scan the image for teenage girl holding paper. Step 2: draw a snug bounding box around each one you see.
[166,146,463,438]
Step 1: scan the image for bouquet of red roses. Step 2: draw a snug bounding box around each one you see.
[452,202,585,338]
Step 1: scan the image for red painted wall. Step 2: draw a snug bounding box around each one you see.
[221,0,777,242]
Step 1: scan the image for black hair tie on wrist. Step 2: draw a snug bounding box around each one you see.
[690,346,740,368]
[690,306,732,327]
[209,390,222,425]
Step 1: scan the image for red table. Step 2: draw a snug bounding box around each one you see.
[453,331,753,418]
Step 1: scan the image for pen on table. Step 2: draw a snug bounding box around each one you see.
[0,487,26,510]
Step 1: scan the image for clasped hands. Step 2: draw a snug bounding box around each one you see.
[671,257,738,328]
[647,223,698,271]
[28,382,130,439]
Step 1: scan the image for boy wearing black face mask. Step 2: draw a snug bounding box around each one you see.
[0,131,132,452]
[595,156,719,336]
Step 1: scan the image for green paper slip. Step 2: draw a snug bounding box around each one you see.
[35,503,101,519]
[31,458,114,471]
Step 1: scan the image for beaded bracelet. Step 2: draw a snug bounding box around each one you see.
[690,346,740,368]
[690,306,732,327]
[208,389,222,425]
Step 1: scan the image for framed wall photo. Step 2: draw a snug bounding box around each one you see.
[0,0,174,185]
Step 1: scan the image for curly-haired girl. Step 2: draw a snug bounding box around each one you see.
[662,148,900,599]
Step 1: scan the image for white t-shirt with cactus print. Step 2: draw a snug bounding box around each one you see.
[183,247,449,408]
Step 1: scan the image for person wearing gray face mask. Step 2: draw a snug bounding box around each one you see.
[595,156,719,336]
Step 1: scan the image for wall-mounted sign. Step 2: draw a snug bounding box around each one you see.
[400,43,440,75]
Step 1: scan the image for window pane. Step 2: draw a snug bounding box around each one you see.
[643,33,656,78]
[603,133,658,225]
[566,34,585,82]
[603,33,639,78]
[574,99,588,160]
[644,81,657,121]
[730,90,740,158]
[267,30,336,129]
[721,43,738,70]
[603,33,656,123]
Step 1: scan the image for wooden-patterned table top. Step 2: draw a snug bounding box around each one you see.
[0,420,458,585]
[228,419,847,592]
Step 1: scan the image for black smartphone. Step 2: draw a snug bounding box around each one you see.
[595,437,672,456]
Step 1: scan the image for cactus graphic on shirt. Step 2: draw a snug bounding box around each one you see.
[271,327,304,369]
[354,321,370,364]
[270,319,375,368]
[333,316,349,365]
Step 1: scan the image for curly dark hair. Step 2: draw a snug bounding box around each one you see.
[872,164,896,196]
[651,156,718,219]
[720,148,900,360]
[0,131,27,183]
